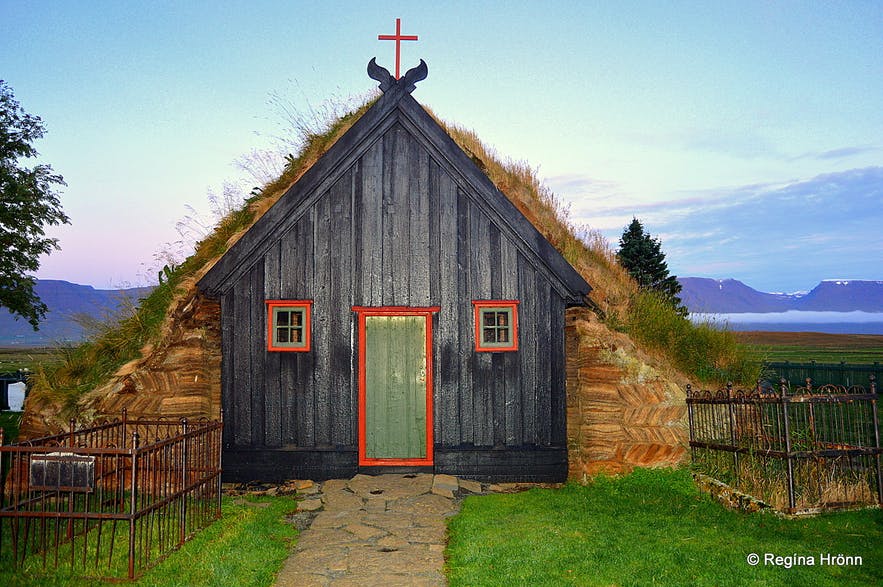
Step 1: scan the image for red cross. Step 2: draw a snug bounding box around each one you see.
[378,18,418,80]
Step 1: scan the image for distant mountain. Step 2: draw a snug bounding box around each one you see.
[0,280,153,347]
[679,278,883,314]
[796,280,883,312]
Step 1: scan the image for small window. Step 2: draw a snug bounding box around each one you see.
[266,301,312,352]
[473,301,519,352]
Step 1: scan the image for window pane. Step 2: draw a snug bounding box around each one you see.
[483,328,496,342]
[277,328,289,343]
[292,329,302,343]
[483,312,496,327]
[292,312,302,326]
[276,311,289,326]
[496,312,508,326]
[498,329,508,343]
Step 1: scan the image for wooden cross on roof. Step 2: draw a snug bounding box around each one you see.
[378,18,418,79]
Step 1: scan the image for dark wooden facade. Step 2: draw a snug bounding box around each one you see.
[198,71,590,482]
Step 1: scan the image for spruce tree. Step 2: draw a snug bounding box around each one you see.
[616,218,685,314]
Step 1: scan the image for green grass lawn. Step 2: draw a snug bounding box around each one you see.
[445,468,882,587]
[0,495,298,587]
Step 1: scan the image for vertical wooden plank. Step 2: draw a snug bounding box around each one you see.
[456,190,474,445]
[285,214,316,446]
[232,275,252,446]
[536,272,552,446]
[264,240,281,299]
[503,349,520,445]
[313,197,332,446]
[488,224,502,299]
[491,352,506,446]
[409,137,431,306]
[360,139,383,306]
[550,293,567,445]
[329,170,354,447]
[518,254,538,445]
[383,125,411,305]
[469,204,492,299]
[220,292,236,447]
[432,163,460,446]
[469,203,493,446]
[501,237,521,445]
[249,263,266,448]
[351,158,364,307]
[281,353,296,445]
[500,236,519,300]
[263,242,282,448]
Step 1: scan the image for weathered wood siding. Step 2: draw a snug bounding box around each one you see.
[219,121,571,480]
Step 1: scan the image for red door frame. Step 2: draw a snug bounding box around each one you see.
[353,306,439,466]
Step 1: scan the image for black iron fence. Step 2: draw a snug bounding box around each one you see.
[765,361,881,390]
[0,411,222,580]
[687,377,882,514]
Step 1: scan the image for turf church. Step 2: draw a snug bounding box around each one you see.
[198,46,591,482]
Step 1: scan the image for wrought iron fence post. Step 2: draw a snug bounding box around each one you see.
[180,418,188,547]
[686,385,695,462]
[726,383,739,483]
[128,430,140,581]
[216,410,224,520]
[870,375,882,506]
[779,378,796,511]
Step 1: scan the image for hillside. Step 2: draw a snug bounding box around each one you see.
[679,277,883,313]
[0,281,153,346]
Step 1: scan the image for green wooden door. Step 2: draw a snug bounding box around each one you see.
[365,315,427,460]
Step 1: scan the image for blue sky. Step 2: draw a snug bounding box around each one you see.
[2,1,881,293]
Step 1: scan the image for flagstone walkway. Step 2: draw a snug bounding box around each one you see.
[273,473,482,587]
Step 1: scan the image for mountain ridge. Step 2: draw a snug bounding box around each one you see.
[679,277,883,314]
[0,280,153,346]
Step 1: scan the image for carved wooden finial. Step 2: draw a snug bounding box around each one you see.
[368,58,428,94]
[368,58,395,92]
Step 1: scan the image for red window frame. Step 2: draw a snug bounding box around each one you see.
[473,300,519,352]
[266,300,313,352]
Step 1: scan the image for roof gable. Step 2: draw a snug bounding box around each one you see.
[198,76,590,303]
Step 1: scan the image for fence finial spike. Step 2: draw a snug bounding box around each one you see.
[870,374,876,394]
[780,377,788,397]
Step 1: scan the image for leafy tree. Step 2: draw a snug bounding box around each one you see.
[617,217,685,314]
[1,80,70,329]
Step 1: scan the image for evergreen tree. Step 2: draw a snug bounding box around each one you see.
[1,80,70,329]
[616,218,685,314]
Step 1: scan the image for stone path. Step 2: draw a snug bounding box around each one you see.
[273,473,482,586]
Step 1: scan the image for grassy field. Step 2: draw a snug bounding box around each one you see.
[445,468,882,587]
[0,347,63,373]
[0,495,298,586]
[736,332,883,363]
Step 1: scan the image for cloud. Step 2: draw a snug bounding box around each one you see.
[564,167,883,291]
[794,145,879,161]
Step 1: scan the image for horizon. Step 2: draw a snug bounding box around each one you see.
[2,2,880,293]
